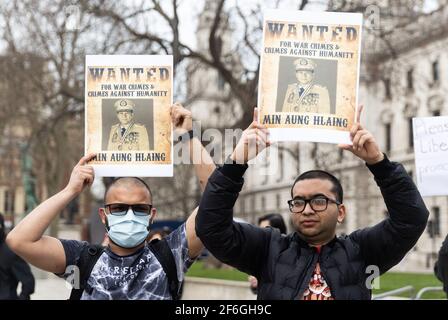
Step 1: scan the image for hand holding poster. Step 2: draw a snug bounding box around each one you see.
[258,10,363,144]
[413,116,448,196]
[85,55,173,176]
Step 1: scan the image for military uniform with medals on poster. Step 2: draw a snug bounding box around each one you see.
[107,99,150,151]
[281,58,331,114]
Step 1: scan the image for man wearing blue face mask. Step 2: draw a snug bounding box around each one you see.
[104,201,154,249]
[6,103,215,300]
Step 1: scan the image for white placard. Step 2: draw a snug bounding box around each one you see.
[85,55,173,177]
[413,116,448,196]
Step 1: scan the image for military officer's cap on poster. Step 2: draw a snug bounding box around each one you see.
[294,58,315,71]
[115,99,135,112]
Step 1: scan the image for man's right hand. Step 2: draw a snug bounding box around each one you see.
[248,275,258,289]
[64,153,96,195]
[230,108,271,164]
[170,102,193,135]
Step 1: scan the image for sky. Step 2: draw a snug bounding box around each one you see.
[177,0,328,50]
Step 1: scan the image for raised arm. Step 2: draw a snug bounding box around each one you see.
[349,156,429,273]
[6,154,96,274]
[171,102,215,192]
[340,106,428,273]
[170,103,215,258]
[195,108,274,275]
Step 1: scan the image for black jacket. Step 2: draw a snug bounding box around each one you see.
[0,242,35,300]
[196,156,429,300]
[434,234,448,297]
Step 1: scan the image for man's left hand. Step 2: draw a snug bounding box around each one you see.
[339,105,384,165]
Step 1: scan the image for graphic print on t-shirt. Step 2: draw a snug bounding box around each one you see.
[59,223,193,300]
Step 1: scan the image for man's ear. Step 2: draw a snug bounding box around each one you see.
[337,204,346,224]
[99,207,107,225]
[150,208,157,224]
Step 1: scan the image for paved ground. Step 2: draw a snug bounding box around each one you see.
[31,277,72,300]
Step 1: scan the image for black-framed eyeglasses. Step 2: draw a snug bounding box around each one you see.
[105,203,152,216]
[287,196,340,214]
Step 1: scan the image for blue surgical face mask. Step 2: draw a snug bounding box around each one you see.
[106,209,151,248]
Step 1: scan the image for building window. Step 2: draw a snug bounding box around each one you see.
[385,123,391,153]
[251,196,256,214]
[276,150,284,182]
[432,206,440,236]
[384,78,392,100]
[432,110,441,117]
[217,73,225,90]
[261,196,266,211]
[276,194,281,210]
[432,60,439,83]
[4,189,15,214]
[408,117,414,149]
[407,68,414,91]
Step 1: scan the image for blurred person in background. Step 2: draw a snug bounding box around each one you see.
[249,213,287,294]
[0,213,35,300]
[434,233,448,298]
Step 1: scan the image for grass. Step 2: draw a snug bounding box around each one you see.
[187,261,446,299]
[372,272,445,299]
[186,261,249,282]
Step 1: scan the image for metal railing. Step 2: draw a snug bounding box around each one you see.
[372,285,415,300]
[415,286,444,300]
[372,286,446,300]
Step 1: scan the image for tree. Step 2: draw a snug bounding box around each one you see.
[1,0,445,229]
[0,0,104,235]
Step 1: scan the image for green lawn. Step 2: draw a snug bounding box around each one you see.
[187,261,446,299]
[186,261,249,282]
[372,272,445,299]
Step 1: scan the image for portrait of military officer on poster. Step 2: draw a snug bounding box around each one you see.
[106,99,151,151]
[281,58,331,114]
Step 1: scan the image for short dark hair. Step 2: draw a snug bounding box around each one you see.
[104,177,153,204]
[291,170,343,203]
[258,213,287,234]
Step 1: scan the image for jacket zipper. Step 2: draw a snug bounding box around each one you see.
[294,249,318,299]
[318,256,335,299]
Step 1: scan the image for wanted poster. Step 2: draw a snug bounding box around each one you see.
[85,55,173,176]
[258,10,363,144]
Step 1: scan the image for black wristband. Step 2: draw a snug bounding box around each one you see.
[179,130,195,142]
[220,162,248,182]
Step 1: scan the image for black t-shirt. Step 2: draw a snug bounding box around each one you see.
[58,223,194,300]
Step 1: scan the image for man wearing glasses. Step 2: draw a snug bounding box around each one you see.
[7,103,215,300]
[196,108,429,300]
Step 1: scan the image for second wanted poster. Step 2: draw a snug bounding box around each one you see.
[85,55,173,176]
[258,10,363,144]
